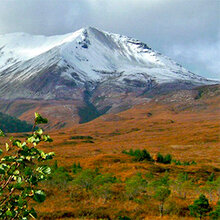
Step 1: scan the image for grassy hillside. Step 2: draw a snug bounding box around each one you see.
[0,112,33,133]
[1,86,217,220]
[0,85,219,219]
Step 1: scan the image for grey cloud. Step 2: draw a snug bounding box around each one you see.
[0,0,219,79]
[165,38,220,79]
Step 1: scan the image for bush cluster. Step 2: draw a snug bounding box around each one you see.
[122,148,197,166]
[156,153,172,164]
[122,149,152,162]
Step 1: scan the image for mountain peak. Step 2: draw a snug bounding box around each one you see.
[0,28,217,100]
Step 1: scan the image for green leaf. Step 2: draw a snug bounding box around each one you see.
[6,210,13,216]
[0,129,5,137]
[5,143,10,151]
[35,112,48,125]
[33,190,46,203]
[12,139,22,147]
[37,165,51,175]
[0,149,3,155]
[45,152,55,160]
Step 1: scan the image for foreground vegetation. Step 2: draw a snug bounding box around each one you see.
[39,159,219,219]
[0,113,54,219]
[1,88,219,219]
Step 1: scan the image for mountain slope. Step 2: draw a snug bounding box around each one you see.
[0,27,216,100]
[0,27,218,126]
[0,112,33,133]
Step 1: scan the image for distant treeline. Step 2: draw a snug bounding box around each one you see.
[0,112,33,133]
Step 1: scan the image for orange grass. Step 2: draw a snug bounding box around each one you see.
[2,92,220,219]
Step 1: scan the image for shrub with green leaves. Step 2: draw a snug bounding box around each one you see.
[72,169,117,198]
[202,173,220,202]
[72,169,97,190]
[149,173,171,217]
[154,186,171,217]
[72,162,82,174]
[125,173,148,199]
[156,153,172,164]
[175,172,194,199]
[0,113,54,219]
[150,172,170,188]
[122,149,152,162]
[172,159,197,166]
[189,194,212,219]
[92,183,113,199]
[46,165,72,189]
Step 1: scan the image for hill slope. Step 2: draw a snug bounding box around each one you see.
[5,84,218,219]
[0,112,33,133]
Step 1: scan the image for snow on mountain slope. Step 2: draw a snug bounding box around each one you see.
[0,27,217,100]
[0,29,83,70]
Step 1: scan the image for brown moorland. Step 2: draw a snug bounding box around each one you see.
[2,85,220,219]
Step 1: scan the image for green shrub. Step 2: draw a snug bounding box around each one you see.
[72,169,96,190]
[172,159,197,166]
[118,216,131,220]
[128,149,134,156]
[156,153,172,164]
[72,162,82,174]
[175,172,194,199]
[154,186,171,217]
[145,172,154,181]
[208,173,215,182]
[46,165,72,189]
[156,153,164,163]
[163,154,172,164]
[125,174,148,199]
[122,149,152,162]
[72,169,117,192]
[189,194,212,219]
[92,183,113,199]
[151,172,170,188]
[94,173,117,186]
[82,140,94,143]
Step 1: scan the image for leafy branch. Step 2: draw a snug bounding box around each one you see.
[0,113,54,219]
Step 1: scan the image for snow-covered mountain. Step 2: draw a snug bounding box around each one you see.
[0,26,216,101]
[0,27,218,125]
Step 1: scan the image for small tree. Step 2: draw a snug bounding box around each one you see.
[163,154,172,164]
[125,173,148,199]
[156,153,164,163]
[203,173,219,202]
[189,194,212,219]
[72,169,96,191]
[151,173,171,217]
[154,186,171,217]
[0,113,54,219]
[175,172,193,199]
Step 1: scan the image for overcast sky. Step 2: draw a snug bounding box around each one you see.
[0,0,219,79]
